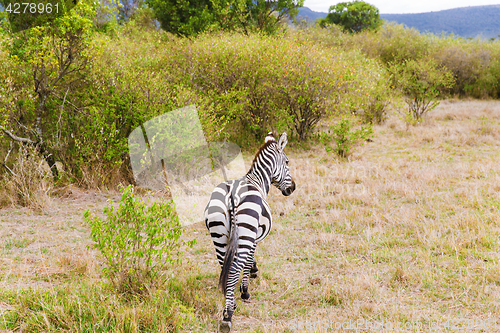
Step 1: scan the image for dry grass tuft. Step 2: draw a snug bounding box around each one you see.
[3,145,52,211]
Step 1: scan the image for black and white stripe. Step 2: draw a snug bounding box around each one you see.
[204,132,296,332]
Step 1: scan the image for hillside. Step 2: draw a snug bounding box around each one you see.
[296,7,327,22]
[297,5,500,39]
[296,6,328,21]
[382,5,500,39]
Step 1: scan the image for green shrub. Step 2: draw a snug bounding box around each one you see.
[57,27,194,187]
[83,185,192,294]
[341,53,393,124]
[179,33,386,142]
[269,40,346,140]
[422,35,500,99]
[435,45,484,96]
[390,57,454,124]
[476,56,500,98]
[351,23,429,64]
[319,114,373,158]
[0,0,97,182]
[1,22,396,188]
[346,23,500,99]
[292,24,348,49]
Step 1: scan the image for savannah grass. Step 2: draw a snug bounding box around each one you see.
[2,100,500,332]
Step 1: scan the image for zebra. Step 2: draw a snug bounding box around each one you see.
[204,132,296,332]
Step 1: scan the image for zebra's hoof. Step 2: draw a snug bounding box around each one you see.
[219,320,231,333]
[241,291,251,302]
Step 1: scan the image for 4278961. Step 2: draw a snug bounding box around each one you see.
[5,2,59,14]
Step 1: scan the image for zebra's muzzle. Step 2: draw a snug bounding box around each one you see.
[281,180,296,196]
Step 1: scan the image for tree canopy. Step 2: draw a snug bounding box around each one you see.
[0,0,98,180]
[145,0,303,36]
[0,0,79,33]
[321,0,382,33]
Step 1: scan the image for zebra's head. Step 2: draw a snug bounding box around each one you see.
[266,132,296,196]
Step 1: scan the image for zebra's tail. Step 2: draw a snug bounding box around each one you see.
[218,191,239,292]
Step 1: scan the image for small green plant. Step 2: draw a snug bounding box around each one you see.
[320,114,373,158]
[83,185,193,294]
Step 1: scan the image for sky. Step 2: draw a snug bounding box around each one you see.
[302,0,500,14]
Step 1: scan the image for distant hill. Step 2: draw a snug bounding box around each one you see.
[296,6,328,22]
[296,5,500,39]
[381,5,500,39]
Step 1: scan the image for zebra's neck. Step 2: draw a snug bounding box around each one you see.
[245,162,272,199]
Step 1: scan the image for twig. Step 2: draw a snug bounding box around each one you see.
[0,125,34,144]
[0,141,17,176]
[56,87,70,146]
[5,141,13,162]
[50,91,81,111]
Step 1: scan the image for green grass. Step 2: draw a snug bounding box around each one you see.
[0,281,196,332]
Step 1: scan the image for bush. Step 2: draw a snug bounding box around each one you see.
[390,57,454,123]
[421,36,500,98]
[179,33,387,142]
[56,27,194,188]
[292,24,348,49]
[434,44,486,96]
[345,23,500,99]
[181,34,333,141]
[351,23,430,64]
[83,185,192,294]
[319,114,373,158]
[1,22,397,188]
[474,56,500,98]
[342,53,392,124]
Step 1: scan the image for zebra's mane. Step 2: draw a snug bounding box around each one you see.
[247,139,276,174]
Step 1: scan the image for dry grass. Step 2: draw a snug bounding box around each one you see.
[0,185,105,290]
[2,100,500,332]
[2,146,53,211]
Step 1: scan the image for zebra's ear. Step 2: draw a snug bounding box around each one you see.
[265,132,275,143]
[278,132,288,150]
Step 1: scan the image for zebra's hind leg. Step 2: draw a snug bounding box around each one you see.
[220,265,241,333]
[220,307,234,333]
[250,260,259,279]
[240,244,256,302]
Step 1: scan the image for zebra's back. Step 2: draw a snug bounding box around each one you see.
[204,177,272,265]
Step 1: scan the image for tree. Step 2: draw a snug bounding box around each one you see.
[243,0,304,35]
[145,0,303,36]
[320,0,382,33]
[0,1,96,180]
[0,0,78,33]
[117,0,142,21]
[145,0,231,36]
